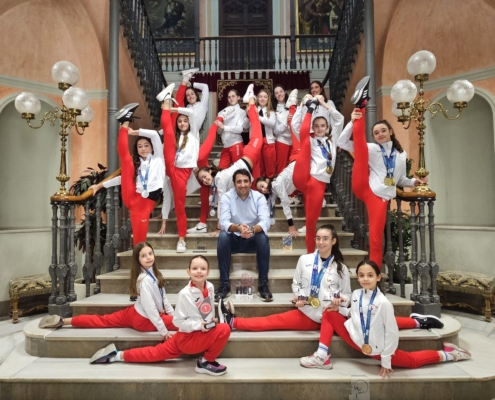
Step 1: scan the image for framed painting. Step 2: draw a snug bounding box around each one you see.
[144,0,195,54]
[296,0,344,52]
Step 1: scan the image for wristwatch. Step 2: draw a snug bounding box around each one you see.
[250,226,255,235]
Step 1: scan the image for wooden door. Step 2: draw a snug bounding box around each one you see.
[219,0,273,70]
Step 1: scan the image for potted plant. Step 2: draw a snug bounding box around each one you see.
[70,164,109,299]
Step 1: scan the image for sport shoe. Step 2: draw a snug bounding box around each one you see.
[115,103,139,123]
[297,225,306,234]
[187,223,207,234]
[258,282,273,302]
[218,299,235,329]
[195,357,227,376]
[90,343,117,364]
[300,352,333,370]
[181,68,199,83]
[285,89,298,108]
[306,99,319,113]
[218,106,236,120]
[443,342,471,361]
[410,313,444,329]
[350,76,370,108]
[156,83,176,102]
[176,240,186,253]
[242,83,255,103]
[214,282,231,301]
[38,315,64,329]
[322,199,327,207]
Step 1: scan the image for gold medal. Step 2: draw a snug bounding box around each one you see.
[384,177,395,186]
[362,344,372,355]
[310,297,320,308]
[307,296,314,304]
[326,165,333,175]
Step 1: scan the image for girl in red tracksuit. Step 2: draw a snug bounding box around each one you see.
[160,85,200,253]
[89,255,231,377]
[255,88,277,178]
[292,95,344,253]
[337,98,423,268]
[38,242,177,338]
[305,260,471,375]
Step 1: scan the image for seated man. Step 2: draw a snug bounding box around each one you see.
[215,169,273,302]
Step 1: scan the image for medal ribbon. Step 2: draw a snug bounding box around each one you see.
[317,139,333,171]
[379,145,397,180]
[359,288,378,347]
[209,183,217,214]
[309,251,334,299]
[143,268,165,310]
[138,161,151,192]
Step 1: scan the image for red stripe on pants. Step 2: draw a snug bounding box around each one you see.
[161,109,193,237]
[124,323,231,363]
[219,143,244,169]
[117,126,156,243]
[320,311,440,368]
[351,107,388,268]
[234,309,320,331]
[275,142,292,174]
[198,119,222,223]
[260,140,276,178]
[71,305,177,331]
[292,112,326,253]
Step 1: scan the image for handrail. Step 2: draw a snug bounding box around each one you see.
[155,34,335,41]
[50,168,122,203]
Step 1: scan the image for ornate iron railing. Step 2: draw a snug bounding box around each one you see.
[48,174,131,316]
[327,0,364,109]
[119,0,167,126]
[155,34,336,72]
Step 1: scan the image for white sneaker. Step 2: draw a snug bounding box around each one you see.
[285,89,298,108]
[156,83,176,102]
[181,68,199,83]
[242,83,255,103]
[187,223,207,234]
[218,106,236,120]
[299,352,332,369]
[176,240,187,253]
[297,226,306,234]
[322,199,326,207]
[443,342,471,361]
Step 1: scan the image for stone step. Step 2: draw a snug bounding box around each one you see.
[70,292,410,318]
[24,316,460,359]
[182,191,333,205]
[144,231,354,250]
[117,248,368,270]
[11,330,493,400]
[157,204,336,219]
[98,268,365,294]
[147,216,343,233]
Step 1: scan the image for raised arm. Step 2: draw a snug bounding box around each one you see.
[192,82,209,128]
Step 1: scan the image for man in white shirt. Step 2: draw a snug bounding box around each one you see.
[215,169,273,302]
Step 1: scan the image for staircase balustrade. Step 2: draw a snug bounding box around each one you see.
[119,0,167,126]
[48,172,131,317]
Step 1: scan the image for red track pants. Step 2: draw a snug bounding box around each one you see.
[275,142,292,175]
[117,126,157,244]
[71,305,177,331]
[260,139,277,178]
[124,323,231,363]
[288,105,300,162]
[242,105,263,184]
[351,107,388,268]
[321,311,440,368]
[292,112,326,253]
[161,109,192,237]
[198,118,222,224]
[219,143,244,169]
[234,309,320,331]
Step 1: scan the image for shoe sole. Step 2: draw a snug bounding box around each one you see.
[115,103,139,120]
[443,342,472,357]
[257,292,274,302]
[195,366,227,376]
[299,361,333,370]
[218,300,226,324]
[156,83,176,102]
[186,228,207,234]
[90,343,117,364]
[38,315,63,329]
[176,248,186,253]
[410,313,444,328]
[350,76,370,105]
[226,300,235,315]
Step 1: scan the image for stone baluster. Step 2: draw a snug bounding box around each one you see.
[120,204,129,251]
[82,202,93,298]
[104,187,114,273]
[409,201,419,302]
[56,202,69,306]
[384,201,396,294]
[48,204,58,305]
[67,204,77,302]
[112,186,121,270]
[417,201,431,306]
[428,200,440,305]
[93,192,103,295]
[396,198,408,299]
[127,211,133,250]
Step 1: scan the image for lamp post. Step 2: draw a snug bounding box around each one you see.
[391,50,474,194]
[14,61,94,198]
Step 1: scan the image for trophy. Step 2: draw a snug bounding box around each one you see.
[193,235,207,253]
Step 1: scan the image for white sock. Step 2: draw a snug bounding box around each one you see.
[414,319,420,328]
[200,356,207,363]
[439,350,454,362]
[316,343,329,359]
[110,351,125,362]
